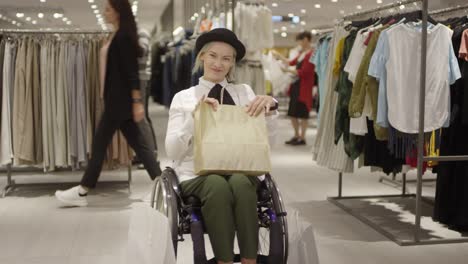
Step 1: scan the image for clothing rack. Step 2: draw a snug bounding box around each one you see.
[313,28,335,35]
[0,29,132,197]
[378,2,468,203]
[2,164,132,198]
[0,29,110,34]
[342,0,421,21]
[328,0,468,246]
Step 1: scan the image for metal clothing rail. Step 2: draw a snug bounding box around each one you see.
[343,0,421,20]
[0,29,110,34]
[2,164,133,198]
[328,0,468,246]
[429,3,468,16]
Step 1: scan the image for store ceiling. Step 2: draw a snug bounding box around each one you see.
[0,0,466,37]
[0,0,168,32]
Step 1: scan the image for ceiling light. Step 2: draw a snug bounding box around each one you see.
[194,13,199,17]
[40,0,46,2]
[32,20,37,24]
[26,17,31,21]
[91,5,97,9]
[288,13,294,17]
[62,17,67,22]
[272,3,278,7]
[38,13,44,18]
[311,29,318,34]
[273,29,279,33]
[300,9,306,14]
[399,4,405,9]
[332,0,338,2]
[281,32,287,38]
[300,21,306,26]
[16,13,24,18]
[281,26,287,31]
[66,21,71,25]
[356,5,362,9]
[53,13,63,19]
[98,18,104,22]
[94,10,99,14]
[12,21,16,24]
[377,0,383,3]
[315,4,321,8]
[88,0,94,3]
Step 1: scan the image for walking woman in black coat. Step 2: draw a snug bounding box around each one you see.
[55,0,161,206]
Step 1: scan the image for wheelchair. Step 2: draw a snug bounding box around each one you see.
[150,167,289,264]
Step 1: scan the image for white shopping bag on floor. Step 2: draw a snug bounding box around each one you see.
[127,203,176,264]
[287,209,320,264]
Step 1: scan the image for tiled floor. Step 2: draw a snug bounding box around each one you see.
[1,103,468,264]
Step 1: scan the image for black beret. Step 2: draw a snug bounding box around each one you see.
[195,28,246,62]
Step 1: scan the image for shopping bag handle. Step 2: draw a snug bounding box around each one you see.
[220,86,225,105]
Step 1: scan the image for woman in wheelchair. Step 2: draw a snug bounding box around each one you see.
[165,28,279,264]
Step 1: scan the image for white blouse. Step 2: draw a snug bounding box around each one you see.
[165,77,278,183]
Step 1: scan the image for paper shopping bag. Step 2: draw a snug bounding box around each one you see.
[193,102,272,176]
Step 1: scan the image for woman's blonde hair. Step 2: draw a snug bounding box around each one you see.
[192,42,237,82]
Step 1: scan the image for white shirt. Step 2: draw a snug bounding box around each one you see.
[165,77,279,183]
[344,29,369,83]
[385,23,460,133]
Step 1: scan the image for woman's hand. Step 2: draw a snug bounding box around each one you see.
[246,95,276,117]
[272,50,289,65]
[192,95,220,117]
[132,102,145,123]
[204,97,220,111]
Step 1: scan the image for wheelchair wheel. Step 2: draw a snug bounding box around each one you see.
[152,175,179,256]
[257,174,289,264]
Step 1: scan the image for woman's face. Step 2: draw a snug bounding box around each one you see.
[104,0,119,25]
[297,38,311,50]
[201,42,235,83]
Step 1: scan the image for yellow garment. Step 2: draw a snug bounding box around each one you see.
[333,38,346,76]
[425,130,441,167]
[265,80,272,95]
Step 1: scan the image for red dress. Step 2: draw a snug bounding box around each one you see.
[288,50,316,114]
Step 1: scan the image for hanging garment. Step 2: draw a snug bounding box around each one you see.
[334,32,364,160]
[30,39,42,164]
[311,35,332,120]
[312,27,354,173]
[434,25,468,232]
[0,37,4,134]
[235,61,266,96]
[369,23,461,133]
[0,40,17,165]
[234,3,274,52]
[13,38,36,165]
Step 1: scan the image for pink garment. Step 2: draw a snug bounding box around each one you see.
[459,29,468,61]
[99,35,114,98]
